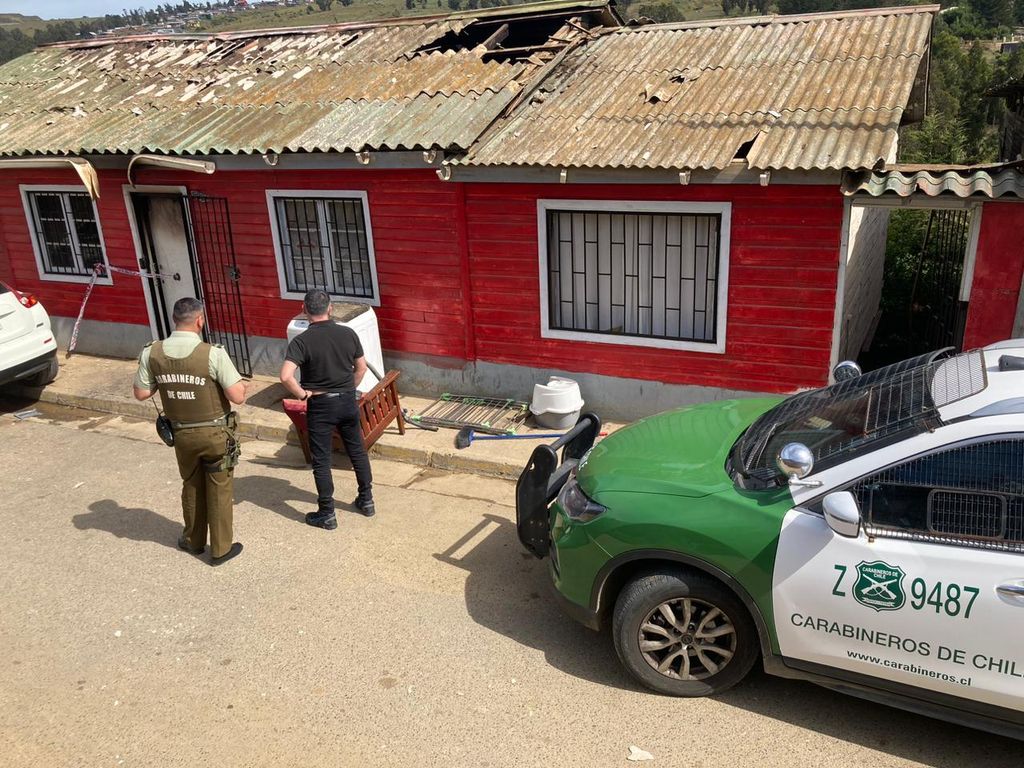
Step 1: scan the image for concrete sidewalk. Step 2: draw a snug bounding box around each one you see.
[3,353,620,479]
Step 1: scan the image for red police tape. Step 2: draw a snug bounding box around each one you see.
[66,263,179,359]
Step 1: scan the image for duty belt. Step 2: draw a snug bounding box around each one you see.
[171,414,231,430]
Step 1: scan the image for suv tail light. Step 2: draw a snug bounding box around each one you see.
[16,290,38,308]
[0,281,38,308]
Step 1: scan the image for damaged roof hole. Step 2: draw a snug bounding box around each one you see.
[733,137,756,161]
[412,13,594,61]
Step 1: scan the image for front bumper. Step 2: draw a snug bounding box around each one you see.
[514,413,602,558]
[0,348,56,388]
[549,572,601,630]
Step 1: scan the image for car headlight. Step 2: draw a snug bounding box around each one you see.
[557,476,607,523]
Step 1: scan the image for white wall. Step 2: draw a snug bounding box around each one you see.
[839,205,890,360]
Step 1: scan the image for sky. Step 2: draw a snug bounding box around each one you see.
[1,1,168,18]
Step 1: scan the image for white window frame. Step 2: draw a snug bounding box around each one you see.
[20,185,111,285]
[266,189,380,305]
[537,199,731,354]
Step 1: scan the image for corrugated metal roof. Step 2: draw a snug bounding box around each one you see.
[459,6,937,171]
[0,1,613,156]
[842,164,1024,198]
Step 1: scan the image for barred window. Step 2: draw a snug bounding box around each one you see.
[23,189,106,280]
[541,204,728,350]
[270,193,377,301]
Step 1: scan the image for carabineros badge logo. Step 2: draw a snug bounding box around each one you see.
[853,560,906,612]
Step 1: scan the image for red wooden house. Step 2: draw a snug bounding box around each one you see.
[1,2,1020,417]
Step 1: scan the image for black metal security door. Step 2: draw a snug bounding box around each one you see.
[187,193,252,377]
[909,208,972,352]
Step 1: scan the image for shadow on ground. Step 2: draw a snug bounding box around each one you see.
[233,474,320,523]
[72,499,180,550]
[437,514,1019,767]
[0,393,40,415]
[435,513,635,692]
[234,473,362,523]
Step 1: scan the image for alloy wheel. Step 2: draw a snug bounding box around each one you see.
[637,597,737,680]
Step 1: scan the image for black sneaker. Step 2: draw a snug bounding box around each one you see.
[352,497,376,517]
[210,542,243,566]
[305,511,338,530]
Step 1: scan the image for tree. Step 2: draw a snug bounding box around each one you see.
[314,0,333,9]
[635,2,684,23]
[900,114,970,165]
[776,0,836,14]
[971,0,1014,28]
[961,41,997,156]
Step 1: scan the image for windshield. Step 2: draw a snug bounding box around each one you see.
[731,348,987,486]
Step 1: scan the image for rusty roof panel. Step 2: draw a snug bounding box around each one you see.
[0,3,599,156]
[0,90,515,156]
[461,6,936,171]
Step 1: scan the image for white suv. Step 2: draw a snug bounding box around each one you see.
[0,281,58,388]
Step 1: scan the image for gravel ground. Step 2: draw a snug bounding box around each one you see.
[0,402,1017,767]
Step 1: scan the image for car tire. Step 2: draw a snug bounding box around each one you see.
[612,570,758,697]
[27,357,58,387]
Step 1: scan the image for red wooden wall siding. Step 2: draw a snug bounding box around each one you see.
[464,183,845,393]
[0,168,845,392]
[963,202,1024,350]
[0,167,470,360]
[0,168,150,323]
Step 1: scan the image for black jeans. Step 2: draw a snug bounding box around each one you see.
[306,391,373,515]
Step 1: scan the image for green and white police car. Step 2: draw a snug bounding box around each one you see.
[516,343,1024,738]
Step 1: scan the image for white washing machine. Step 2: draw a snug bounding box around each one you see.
[286,303,384,394]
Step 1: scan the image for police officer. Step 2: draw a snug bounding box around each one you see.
[279,289,374,530]
[133,297,247,565]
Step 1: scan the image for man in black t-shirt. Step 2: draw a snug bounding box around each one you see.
[279,289,375,529]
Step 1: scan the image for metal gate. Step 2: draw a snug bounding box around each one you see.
[909,208,971,352]
[187,193,252,377]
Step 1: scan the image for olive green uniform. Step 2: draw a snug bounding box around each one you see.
[135,332,242,558]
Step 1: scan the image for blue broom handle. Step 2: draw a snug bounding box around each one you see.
[473,433,565,440]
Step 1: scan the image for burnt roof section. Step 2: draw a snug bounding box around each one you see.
[458,5,937,172]
[0,0,620,157]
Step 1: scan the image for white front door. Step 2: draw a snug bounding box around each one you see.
[131,193,197,338]
[148,196,195,331]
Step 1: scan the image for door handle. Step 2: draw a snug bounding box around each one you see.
[996,582,1024,602]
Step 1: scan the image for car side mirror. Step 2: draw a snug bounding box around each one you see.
[823,491,861,538]
[832,360,862,383]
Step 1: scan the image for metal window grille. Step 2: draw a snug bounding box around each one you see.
[854,438,1024,554]
[274,196,374,299]
[738,348,987,481]
[26,191,105,277]
[545,209,720,343]
[927,490,1006,540]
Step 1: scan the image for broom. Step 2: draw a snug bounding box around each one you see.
[454,427,606,449]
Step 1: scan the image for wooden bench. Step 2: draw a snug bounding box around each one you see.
[281,369,405,465]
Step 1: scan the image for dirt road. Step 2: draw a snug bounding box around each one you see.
[0,403,1016,767]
